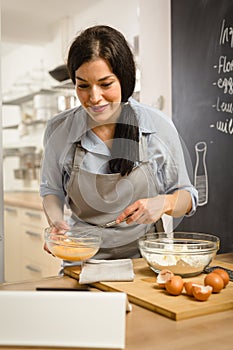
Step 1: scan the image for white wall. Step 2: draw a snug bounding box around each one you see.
[139,0,171,117]
[2,44,51,98]
[139,0,172,231]
[1,0,139,97]
[2,0,171,112]
[72,0,139,45]
[0,10,5,283]
[2,0,171,104]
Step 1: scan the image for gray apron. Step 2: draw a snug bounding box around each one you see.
[66,136,164,259]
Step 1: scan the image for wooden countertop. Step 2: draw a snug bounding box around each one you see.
[4,191,43,211]
[0,253,232,350]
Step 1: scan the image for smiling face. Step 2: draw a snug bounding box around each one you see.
[75,58,122,125]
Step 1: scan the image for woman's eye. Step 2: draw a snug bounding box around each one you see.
[77,84,89,89]
[101,82,113,88]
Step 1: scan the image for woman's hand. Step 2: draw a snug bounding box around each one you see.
[44,242,54,255]
[44,220,70,255]
[49,220,70,233]
[116,195,168,225]
[116,190,192,225]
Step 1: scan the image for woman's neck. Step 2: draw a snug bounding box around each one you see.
[91,123,116,147]
[87,103,122,143]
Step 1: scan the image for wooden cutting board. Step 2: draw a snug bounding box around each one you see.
[64,258,233,321]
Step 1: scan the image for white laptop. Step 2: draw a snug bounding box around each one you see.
[0,290,127,349]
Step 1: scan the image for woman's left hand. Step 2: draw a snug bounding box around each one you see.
[116,195,168,225]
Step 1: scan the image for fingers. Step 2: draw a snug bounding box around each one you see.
[116,205,137,223]
[44,220,70,256]
[116,197,164,225]
[43,242,54,256]
[116,201,144,224]
[51,220,70,233]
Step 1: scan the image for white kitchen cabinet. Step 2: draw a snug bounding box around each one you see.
[4,206,22,281]
[4,205,61,282]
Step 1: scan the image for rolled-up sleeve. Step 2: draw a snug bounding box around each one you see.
[146,119,198,216]
[39,118,71,203]
[40,133,63,200]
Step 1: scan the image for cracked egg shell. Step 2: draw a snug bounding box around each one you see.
[184,281,195,296]
[192,284,213,301]
[156,269,174,288]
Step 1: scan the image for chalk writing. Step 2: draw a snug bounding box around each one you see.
[216,118,233,134]
[216,55,233,73]
[214,76,233,94]
[213,18,233,136]
[212,97,233,114]
[219,19,233,48]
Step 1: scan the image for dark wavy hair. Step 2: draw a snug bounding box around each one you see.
[67,25,139,176]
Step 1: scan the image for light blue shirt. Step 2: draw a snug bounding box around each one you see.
[40,98,198,215]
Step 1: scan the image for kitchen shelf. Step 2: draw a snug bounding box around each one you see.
[2,119,47,130]
[52,79,74,90]
[2,80,75,106]
[2,89,56,106]
[2,124,19,130]
[3,146,37,158]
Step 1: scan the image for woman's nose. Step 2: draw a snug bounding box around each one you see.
[89,85,101,104]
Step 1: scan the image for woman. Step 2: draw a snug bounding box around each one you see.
[40,25,198,262]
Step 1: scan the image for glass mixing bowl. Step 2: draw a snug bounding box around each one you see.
[44,226,102,261]
[138,232,220,277]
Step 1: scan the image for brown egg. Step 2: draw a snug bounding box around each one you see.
[157,269,174,288]
[165,275,184,296]
[204,272,224,293]
[192,284,213,301]
[184,281,195,296]
[212,268,230,287]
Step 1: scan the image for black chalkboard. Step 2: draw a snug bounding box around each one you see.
[171,0,233,253]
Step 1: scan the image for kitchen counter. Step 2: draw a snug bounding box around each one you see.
[4,191,71,216]
[4,191,43,211]
[0,253,232,350]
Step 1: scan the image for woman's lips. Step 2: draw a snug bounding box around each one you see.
[89,104,109,113]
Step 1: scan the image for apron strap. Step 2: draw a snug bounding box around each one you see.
[72,142,86,168]
[139,134,149,162]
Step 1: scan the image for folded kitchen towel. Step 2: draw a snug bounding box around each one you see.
[79,258,135,284]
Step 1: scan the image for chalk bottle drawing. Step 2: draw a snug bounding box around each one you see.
[194,141,208,206]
